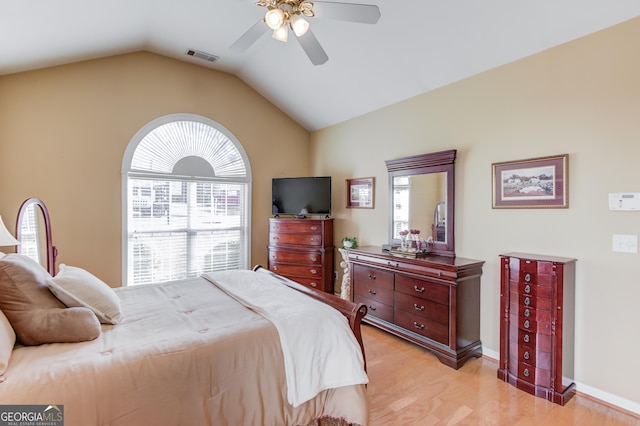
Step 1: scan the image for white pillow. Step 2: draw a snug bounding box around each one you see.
[0,309,16,377]
[47,264,122,325]
[0,252,5,259]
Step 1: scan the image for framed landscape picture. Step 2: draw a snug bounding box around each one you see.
[492,154,568,209]
[346,177,375,208]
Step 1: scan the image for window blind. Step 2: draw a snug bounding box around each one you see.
[124,118,250,286]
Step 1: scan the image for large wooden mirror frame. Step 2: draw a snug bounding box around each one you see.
[386,149,456,257]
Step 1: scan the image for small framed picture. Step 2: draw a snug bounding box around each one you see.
[492,154,569,209]
[346,177,375,209]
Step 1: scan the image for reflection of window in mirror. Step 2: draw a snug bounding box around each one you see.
[393,176,409,237]
[18,203,41,264]
[434,201,446,242]
[392,173,446,241]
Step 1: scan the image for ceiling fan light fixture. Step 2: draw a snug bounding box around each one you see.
[289,14,309,37]
[272,23,289,42]
[265,8,285,30]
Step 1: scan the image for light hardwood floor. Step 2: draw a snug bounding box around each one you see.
[362,324,639,425]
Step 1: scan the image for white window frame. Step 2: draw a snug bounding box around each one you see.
[121,113,252,286]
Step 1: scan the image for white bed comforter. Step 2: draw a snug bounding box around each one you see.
[204,270,369,407]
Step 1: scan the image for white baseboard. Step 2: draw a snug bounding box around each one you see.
[574,381,640,416]
[481,348,639,416]
[483,348,499,360]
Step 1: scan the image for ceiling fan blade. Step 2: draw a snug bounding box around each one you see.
[296,29,329,65]
[312,2,381,24]
[229,20,269,52]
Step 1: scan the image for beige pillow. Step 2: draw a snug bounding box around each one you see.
[0,309,16,376]
[47,264,122,325]
[0,254,101,345]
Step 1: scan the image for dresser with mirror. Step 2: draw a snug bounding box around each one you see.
[347,150,485,369]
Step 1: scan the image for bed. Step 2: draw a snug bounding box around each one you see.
[0,199,369,425]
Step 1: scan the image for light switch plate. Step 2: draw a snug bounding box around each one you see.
[612,234,638,253]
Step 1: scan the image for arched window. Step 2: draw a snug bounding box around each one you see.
[121,114,251,286]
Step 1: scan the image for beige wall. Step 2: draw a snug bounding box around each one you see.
[311,17,640,407]
[0,52,310,285]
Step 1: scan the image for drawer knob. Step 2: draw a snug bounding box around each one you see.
[523,368,530,378]
[369,305,376,311]
[524,309,531,318]
[524,297,531,306]
[310,269,318,275]
[413,303,425,311]
[368,274,376,280]
[525,273,531,283]
[524,284,531,293]
[310,226,318,231]
[310,237,318,243]
[310,256,318,262]
[369,289,377,295]
[272,265,278,271]
[413,322,425,330]
[524,334,530,343]
[310,282,317,288]
[414,286,425,293]
[524,320,530,329]
[524,351,530,360]
[273,255,278,260]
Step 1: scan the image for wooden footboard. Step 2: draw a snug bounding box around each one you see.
[253,265,368,370]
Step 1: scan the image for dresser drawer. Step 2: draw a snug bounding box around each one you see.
[509,302,552,323]
[510,258,555,288]
[509,280,553,298]
[269,249,322,265]
[289,276,324,290]
[270,220,325,234]
[353,264,394,289]
[355,295,393,323]
[270,233,323,246]
[510,292,553,312]
[509,324,551,352]
[509,340,552,370]
[509,313,552,335]
[269,263,323,279]
[395,292,449,325]
[395,275,449,305]
[394,309,449,345]
[508,357,551,386]
[353,279,394,306]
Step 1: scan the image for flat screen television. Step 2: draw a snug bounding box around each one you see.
[272,177,331,217]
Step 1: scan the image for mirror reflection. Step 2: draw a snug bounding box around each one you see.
[16,198,57,275]
[17,203,44,264]
[392,172,447,242]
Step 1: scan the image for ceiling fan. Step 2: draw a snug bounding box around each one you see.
[230,1,381,65]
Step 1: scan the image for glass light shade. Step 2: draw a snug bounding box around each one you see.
[272,24,289,42]
[265,8,285,30]
[289,15,309,37]
[0,215,19,247]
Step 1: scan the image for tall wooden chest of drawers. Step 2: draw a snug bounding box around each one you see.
[267,218,334,293]
[498,252,576,405]
[348,246,484,369]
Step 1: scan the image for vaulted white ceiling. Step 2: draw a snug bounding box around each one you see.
[1,1,639,131]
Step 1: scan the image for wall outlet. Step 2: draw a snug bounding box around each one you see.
[333,271,338,281]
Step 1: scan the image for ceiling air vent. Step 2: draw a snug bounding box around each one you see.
[185,49,219,63]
